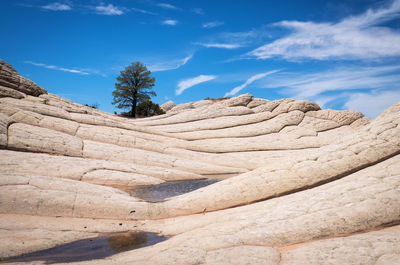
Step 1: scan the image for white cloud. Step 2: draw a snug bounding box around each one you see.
[131,7,157,15]
[263,65,400,99]
[197,43,241,49]
[203,21,224,28]
[25,61,90,75]
[157,3,179,10]
[202,28,272,49]
[249,0,400,60]
[42,2,72,11]
[258,64,400,117]
[95,4,124,15]
[344,90,400,118]
[176,75,217,95]
[149,55,193,72]
[312,95,339,108]
[192,8,204,15]
[224,70,279,97]
[162,19,178,25]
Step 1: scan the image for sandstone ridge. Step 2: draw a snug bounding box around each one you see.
[0,60,399,264]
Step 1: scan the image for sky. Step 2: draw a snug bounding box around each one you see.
[1,0,400,118]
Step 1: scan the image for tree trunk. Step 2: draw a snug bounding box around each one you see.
[131,90,137,118]
[131,99,136,118]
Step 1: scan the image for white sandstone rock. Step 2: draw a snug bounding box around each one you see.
[160,100,176,112]
[7,123,83,157]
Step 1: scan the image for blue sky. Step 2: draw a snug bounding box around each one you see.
[1,0,400,118]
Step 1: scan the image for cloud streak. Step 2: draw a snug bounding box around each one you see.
[224,70,279,97]
[42,2,72,11]
[33,2,157,16]
[260,64,400,117]
[149,55,193,72]
[197,43,241,49]
[203,21,224,28]
[94,4,124,15]
[157,3,179,10]
[249,0,400,60]
[263,65,400,99]
[162,19,178,25]
[176,75,216,95]
[201,28,272,50]
[131,7,157,15]
[25,61,90,75]
[192,8,204,15]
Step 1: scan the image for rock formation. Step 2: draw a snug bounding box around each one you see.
[0,59,399,264]
[160,100,176,112]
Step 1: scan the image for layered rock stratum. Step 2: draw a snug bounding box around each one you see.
[0,59,399,264]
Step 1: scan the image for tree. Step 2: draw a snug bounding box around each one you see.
[136,101,165,117]
[112,62,156,118]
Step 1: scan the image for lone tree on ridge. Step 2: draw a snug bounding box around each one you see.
[112,62,156,118]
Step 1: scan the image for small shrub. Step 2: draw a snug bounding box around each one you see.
[84,103,99,109]
[117,101,165,118]
[136,101,165,117]
[204,97,231,102]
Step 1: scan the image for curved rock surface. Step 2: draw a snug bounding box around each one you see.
[0,60,47,96]
[0,61,399,264]
[160,100,176,112]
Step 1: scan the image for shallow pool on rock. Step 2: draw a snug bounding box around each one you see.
[128,179,220,202]
[3,232,166,264]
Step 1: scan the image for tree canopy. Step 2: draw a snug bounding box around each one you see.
[112,62,156,118]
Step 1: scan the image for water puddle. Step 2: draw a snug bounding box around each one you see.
[3,232,166,264]
[128,179,220,202]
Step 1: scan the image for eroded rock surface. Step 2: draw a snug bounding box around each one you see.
[1,61,399,264]
[0,60,47,96]
[160,100,176,112]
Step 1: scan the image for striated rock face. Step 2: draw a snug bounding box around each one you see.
[0,61,399,264]
[0,60,47,97]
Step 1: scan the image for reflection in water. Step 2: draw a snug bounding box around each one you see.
[3,232,166,264]
[128,179,220,202]
[108,232,147,252]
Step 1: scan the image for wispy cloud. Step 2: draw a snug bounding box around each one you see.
[344,89,400,118]
[31,2,140,16]
[260,64,400,117]
[131,7,157,15]
[149,55,193,72]
[312,95,339,109]
[162,19,178,25]
[42,2,72,11]
[224,70,279,97]
[157,3,179,10]
[202,28,272,50]
[176,75,217,95]
[196,43,241,49]
[203,21,224,28]
[17,3,34,8]
[249,0,400,60]
[192,8,204,15]
[94,4,124,15]
[25,61,90,75]
[263,65,400,99]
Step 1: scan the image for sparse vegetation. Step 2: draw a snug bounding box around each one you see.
[204,97,231,102]
[84,103,99,109]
